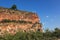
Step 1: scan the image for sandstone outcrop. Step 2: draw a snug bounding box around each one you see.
[0,7,42,35]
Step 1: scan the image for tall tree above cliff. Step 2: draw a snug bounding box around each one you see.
[10,4,17,10]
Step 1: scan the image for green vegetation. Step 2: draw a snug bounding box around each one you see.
[0,19,32,24]
[10,4,17,10]
[0,28,60,40]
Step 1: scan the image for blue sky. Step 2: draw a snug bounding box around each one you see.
[0,0,60,30]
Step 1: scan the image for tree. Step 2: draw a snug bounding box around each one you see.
[10,4,17,10]
[53,28,60,38]
[44,29,52,37]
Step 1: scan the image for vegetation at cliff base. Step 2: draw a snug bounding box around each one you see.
[0,28,60,40]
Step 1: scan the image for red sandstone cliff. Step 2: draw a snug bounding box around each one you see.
[0,7,42,35]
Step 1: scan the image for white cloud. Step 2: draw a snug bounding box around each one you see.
[46,16,49,18]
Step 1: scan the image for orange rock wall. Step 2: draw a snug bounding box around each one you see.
[0,7,42,35]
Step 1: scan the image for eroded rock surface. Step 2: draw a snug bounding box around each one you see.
[0,7,42,35]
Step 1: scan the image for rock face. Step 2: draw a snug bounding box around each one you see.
[0,7,42,35]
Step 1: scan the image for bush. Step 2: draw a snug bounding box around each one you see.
[10,4,17,10]
[0,30,59,40]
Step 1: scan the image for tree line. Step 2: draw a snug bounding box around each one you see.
[0,28,60,40]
